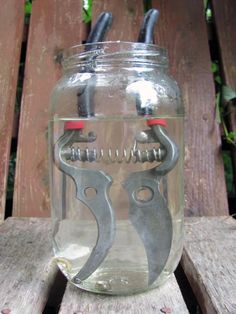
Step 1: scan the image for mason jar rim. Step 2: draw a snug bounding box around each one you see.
[61,41,168,70]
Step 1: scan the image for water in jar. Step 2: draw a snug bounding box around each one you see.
[49,116,184,295]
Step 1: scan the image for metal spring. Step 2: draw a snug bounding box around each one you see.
[63,147,165,163]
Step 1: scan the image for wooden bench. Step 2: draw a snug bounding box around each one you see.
[1,216,235,313]
[0,0,235,313]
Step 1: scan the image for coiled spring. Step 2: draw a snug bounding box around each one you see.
[62,146,165,163]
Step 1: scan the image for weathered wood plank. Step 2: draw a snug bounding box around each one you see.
[0,0,25,221]
[0,218,57,314]
[227,100,236,189]
[227,99,236,191]
[2,216,235,313]
[151,0,228,216]
[13,0,84,217]
[212,0,236,91]
[212,0,236,189]
[59,276,189,314]
[182,216,236,313]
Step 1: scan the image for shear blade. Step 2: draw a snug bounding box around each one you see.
[67,169,116,283]
[123,170,172,285]
[55,132,116,283]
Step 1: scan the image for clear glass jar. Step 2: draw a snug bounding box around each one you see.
[49,42,184,295]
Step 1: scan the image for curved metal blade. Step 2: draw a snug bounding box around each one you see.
[71,168,115,283]
[123,169,172,286]
[123,123,179,285]
[54,132,116,282]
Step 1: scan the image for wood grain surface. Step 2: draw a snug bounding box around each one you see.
[0,0,25,221]
[182,216,236,313]
[59,275,189,314]
[212,0,236,189]
[151,0,228,216]
[0,217,58,314]
[212,0,236,91]
[13,0,84,217]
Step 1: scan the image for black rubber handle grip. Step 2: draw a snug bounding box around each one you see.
[136,9,159,115]
[86,12,113,46]
[78,12,113,117]
[138,9,159,44]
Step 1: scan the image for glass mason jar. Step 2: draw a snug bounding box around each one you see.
[49,42,184,295]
